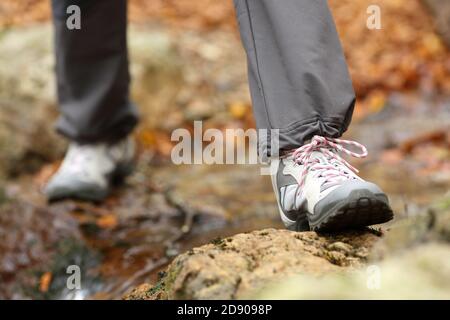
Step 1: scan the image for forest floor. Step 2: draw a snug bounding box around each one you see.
[0,0,449,299]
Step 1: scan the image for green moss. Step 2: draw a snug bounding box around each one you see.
[148,279,165,295]
[210,236,228,250]
[210,237,224,245]
[162,259,184,297]
[157,271,167,280]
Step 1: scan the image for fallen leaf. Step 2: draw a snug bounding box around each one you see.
[33,162,61,187]
[400,129,448,154]
[380,149,403,165]
[96,214,118,229]
[228,102,249,119]
[39,272,52,293]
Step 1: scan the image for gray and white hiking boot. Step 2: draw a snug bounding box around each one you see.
[271,135,393,232]
[45,137,135,202]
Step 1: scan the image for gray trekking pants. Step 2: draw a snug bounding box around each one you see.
[51,0,355,156]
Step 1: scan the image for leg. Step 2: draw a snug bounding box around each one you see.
[233,0,393,231]
[234,0,355,156]
[51,0,138,144]
[46,0,137,201]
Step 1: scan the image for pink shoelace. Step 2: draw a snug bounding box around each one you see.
[291,135,368,188]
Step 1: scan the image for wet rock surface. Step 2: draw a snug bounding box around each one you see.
[0,162,281,299]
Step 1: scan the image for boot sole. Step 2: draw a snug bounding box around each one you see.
[47,163,135,203]
[308,189,394,232]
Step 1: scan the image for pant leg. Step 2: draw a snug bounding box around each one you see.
[233,0,355,156]
[51,0,138,144]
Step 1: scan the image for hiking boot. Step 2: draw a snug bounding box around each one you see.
[271,135,393,232]
[45,137,135,202]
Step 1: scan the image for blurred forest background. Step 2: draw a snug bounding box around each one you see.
[0,0,449,299]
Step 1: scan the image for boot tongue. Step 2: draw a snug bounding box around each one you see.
[309,150,329,164]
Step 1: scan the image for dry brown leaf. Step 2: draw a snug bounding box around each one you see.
[228,102,249,120]
[380,149,404,165]
[96,214,118,229]
[33,162,61,187]
[39,272,52,293]
[400,129,448,154]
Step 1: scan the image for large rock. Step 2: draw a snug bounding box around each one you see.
[253,243,450,299]
[254,201,450,299]
[125,228,380,300]
[125,198,450,300]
